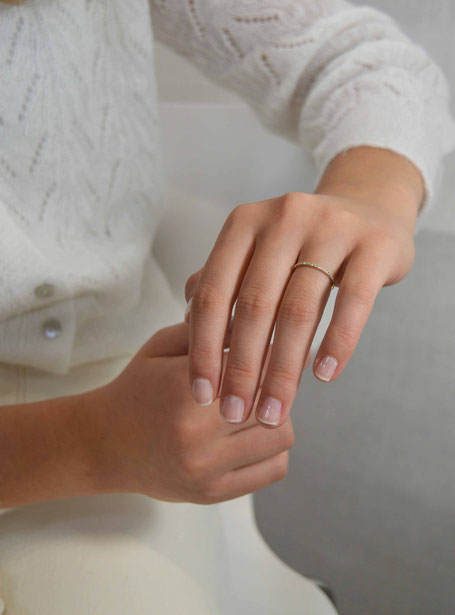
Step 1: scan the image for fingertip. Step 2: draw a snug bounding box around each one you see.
[313,354,338,382]
[256,395,282,427]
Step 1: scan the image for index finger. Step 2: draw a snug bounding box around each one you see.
[188,207,256,406]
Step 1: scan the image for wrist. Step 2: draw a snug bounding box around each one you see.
[0,390,117,510]
[314,146,425,229]
[76,384,132,497]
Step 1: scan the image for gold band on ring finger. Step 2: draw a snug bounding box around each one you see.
[292,261,336,291]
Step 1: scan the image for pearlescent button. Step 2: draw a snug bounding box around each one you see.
[42,318,62,339]
[34,283,55,299]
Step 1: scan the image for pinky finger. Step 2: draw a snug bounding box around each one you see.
[201,451,289,504]
[313,249,388,383]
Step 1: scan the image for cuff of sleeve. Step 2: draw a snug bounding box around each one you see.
[308,97,450,233]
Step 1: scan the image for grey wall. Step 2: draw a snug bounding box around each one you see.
[152,2,455,613]
[253,229,455,615]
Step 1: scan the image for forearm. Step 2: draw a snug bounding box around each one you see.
[0,388,112,510]
[314,146,425,231]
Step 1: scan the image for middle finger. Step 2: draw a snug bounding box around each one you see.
[218,230,303,424]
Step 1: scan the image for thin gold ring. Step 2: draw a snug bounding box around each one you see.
[292,261,336,290]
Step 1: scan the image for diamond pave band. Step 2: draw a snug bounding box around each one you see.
[291,261,336,290]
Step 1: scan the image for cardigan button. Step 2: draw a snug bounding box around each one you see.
[34,283,55,299]
[42,318,62,339]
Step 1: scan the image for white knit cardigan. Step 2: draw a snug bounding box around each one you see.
[0,0,454,375]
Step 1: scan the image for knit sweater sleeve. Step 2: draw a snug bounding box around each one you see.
[149,0,455,223]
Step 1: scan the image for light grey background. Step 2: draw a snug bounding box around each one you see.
[151,2,455,614]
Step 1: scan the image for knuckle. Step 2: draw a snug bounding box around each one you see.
[173,413,216,447]
[361,226,397,256]
[192,280,225,315]
[179,451,209,482]
[225,206,241,226]
[173,419,198,446]
[220,204,258,243]
[341,281,376,307]
[236,287,274,320]
[276,192,306,223]
[224,207,243,231]
[226,357,256,381]
[281,191,302,210]
[267,361,298,387]
[321,202,357,229]
[369,225,395,245]
[332,323,357,350]
[193,478,223,505]
[228,202,260,228]
[230,202,249,218]
[279,299,318,326]
[190,345,216,367]
[272,451,289,481]
[278,421,295,449]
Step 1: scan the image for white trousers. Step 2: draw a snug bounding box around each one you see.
[0,355,338,615]
[0,354,228,614]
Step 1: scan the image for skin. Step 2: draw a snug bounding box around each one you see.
[0,149,423,507]
[184,145,425,429]
[0,2,424,505]
[0,322,312,509]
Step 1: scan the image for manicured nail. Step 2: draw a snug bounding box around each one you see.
[315,355,338,382]
[257,396,282,426]
[184,296,193,323]
[192,377,213,406]
[221,395,245,423]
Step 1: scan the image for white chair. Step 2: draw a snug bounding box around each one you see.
[216,493,338,614]
[0,492,337,615]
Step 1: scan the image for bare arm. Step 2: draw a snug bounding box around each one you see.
[314,145,425,231]
[0,386,113,510]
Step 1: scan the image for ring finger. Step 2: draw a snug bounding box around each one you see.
[254,239,348,427]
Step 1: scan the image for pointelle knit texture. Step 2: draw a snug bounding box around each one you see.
[0,0,454,375]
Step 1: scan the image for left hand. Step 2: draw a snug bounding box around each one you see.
[183,189,416,428]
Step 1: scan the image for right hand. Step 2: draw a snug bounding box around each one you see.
[89,322,311,505]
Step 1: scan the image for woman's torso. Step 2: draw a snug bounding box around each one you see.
[0,0,178,374]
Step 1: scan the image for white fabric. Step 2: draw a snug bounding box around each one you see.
[0,0,454,374]
[0,354,337,615]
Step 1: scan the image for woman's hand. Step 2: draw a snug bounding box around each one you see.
[87,322,310,505]
[183,147,424,429]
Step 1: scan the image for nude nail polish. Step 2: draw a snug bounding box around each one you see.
[315,355,337,382]
[192,377,213,406]
[257,396,282,426]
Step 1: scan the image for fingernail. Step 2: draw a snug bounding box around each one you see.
[184,296,192,324]
[257,396,282,426]
[192,377,213,406]
[315,355,338,382]
[220,395,244,423]
[227,313,234,333]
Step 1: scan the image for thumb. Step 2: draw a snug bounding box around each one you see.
[138,322,190,358]
[139,316,235,359]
